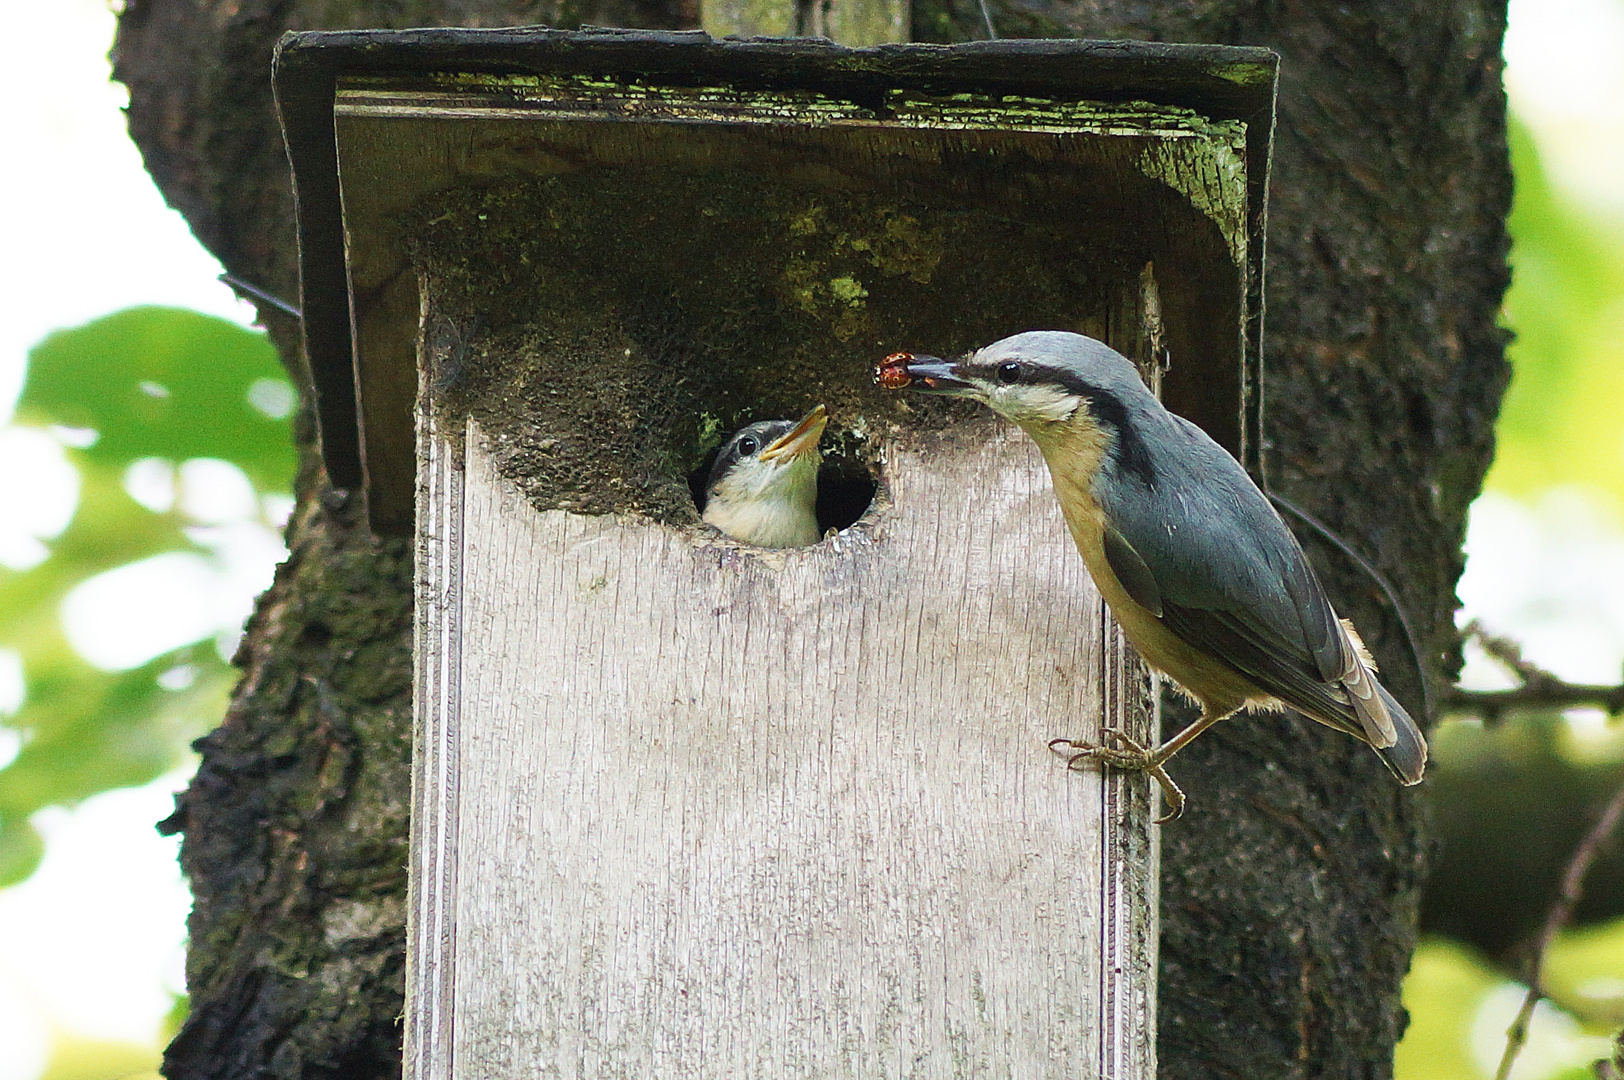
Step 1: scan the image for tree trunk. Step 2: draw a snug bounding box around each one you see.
[113,0,1509,1076]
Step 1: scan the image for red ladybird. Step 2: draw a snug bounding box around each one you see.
[873,352,913,390]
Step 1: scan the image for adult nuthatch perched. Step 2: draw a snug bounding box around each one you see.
[702,405,829,548]
[876,331,1427,821]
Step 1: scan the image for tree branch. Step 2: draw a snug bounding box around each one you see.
[1496,777,1624,1080]
[1448,621,1624,724]
[1596,1031,1623,1080]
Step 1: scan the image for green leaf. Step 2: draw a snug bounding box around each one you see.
[1492,117,1624,511]
[0,307,293,876]
[14,306,295,491]
[0,816,44,888]
[0,650,231,821]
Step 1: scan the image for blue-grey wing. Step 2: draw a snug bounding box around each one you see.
[1096,413,1367,737]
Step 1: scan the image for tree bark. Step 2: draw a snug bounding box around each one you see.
[114,0,1510,1076]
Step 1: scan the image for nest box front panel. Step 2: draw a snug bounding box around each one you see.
[371,59,1258,1080]
[414,417,1154,1077]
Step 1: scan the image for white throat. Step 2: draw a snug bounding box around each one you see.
[703,456,821,548]
[986,383,1083,427]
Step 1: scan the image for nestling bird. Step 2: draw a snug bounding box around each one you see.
[702,405,829,548]
[875,332,1427,821]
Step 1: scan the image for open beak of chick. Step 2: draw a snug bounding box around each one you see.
[759,404,829,463]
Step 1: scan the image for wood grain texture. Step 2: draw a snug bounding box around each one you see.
[411,417,1158,1077]
[410,355,466,1080]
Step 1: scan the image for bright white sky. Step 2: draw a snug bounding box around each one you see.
[0,0,1622,1076]
[1503,0,1624,216]
[0,3,255,420]
[0,1,269,1072]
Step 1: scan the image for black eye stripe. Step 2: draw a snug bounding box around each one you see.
[996,361,1022,384]
[981,361,1158,488]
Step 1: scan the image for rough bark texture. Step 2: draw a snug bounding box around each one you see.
[113,0,1511,1076]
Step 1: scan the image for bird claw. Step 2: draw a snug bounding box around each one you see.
[1048,730,1187,824]
[1148,768,1186,824]
[1048,728,1150,769]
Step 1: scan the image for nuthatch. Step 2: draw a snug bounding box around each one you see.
[702,405,829,548]
[876,331,1427,821]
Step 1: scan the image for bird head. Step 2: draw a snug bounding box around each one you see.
[876,331,1149,436]
[702,404,829,548]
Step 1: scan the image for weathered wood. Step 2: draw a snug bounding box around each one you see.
[412,408,1158,1077]
[411,331,466,1076]
[275,34,1277,527]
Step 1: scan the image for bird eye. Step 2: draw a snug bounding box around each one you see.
[738,436,760,456]
[996,361,1022,384]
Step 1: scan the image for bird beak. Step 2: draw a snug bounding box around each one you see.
[759,404,828,463]
[874,353,975,395]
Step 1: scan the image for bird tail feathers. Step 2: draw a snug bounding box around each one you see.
[1370,680,1427,785]
[1336,619,1427,785]
[1338,619,1399,749]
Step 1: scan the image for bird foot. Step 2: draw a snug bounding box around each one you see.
[1048,729,1187,824]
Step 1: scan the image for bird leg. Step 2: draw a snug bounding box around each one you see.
[1048,707,1236,824]
[1050,730,1186,822]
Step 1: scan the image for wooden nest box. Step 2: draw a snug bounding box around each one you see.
[276,28,1275,1080]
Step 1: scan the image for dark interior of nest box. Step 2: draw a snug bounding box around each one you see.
[333,77,1251,534]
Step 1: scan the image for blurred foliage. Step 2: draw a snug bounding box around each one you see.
[1548,920,1624,1033]
[1397,106,1624,1080]
[0,306,292,886]
[1406,716,1624,1078]
[1399,931,1624,1080]
[1488,118,1624,512]
[29,990,188,1080]
[1397,939,1504,1079]
[17,307,292,491]
[39,1033,162,1080]
[1422,716,1624,957]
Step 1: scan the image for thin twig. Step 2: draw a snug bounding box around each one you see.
[1452,621,1624,724]
[219,272,303,318]
[1446,683,1624,722]
[1267,493,1433,718]
[1466,619,1556,685]
[1496,777,1624,1080]
[1598,1034,1623,1080]
[976,0,998,39]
